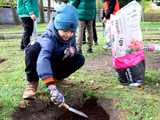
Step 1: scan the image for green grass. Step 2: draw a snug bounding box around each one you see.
[0,23,47,33]
[143,1,160,14]
[141,22,160,30]
[0,21,160,34]
[0,39,25,119]
[1,24,160,120]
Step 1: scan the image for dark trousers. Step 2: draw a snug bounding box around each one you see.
[83,19,98,44]
[116,60,145,84]
[21,17,34,49]
[92,19,98,43]
[25,42,85,82]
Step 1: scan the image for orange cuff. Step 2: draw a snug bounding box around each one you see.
[44,77,56,86]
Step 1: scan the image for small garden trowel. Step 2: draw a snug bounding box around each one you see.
[62,103,88,118]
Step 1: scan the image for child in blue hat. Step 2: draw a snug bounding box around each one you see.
[22,5,85,106]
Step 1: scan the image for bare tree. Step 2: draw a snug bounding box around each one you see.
[39,0,45,23]
[47,0,51,23]
[12,7,20,24]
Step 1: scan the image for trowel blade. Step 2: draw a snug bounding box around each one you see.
[68,106,88,118]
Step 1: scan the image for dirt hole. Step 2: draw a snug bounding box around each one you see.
[58,97,110,120]
[0,58,6,64]
[12,97,110,120]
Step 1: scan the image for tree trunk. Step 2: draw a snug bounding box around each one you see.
[39,0,45,23]
[47,0,51,23]
[12,8,20,24]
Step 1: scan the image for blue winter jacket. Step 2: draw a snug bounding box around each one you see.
[36,23,76,80]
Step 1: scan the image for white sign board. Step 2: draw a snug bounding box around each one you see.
[111,1,143,57]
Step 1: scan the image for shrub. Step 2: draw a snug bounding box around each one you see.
[0,0,16,8]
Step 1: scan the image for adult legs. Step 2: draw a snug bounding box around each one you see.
[77,21,86,54]
[83,27,86,44]
[86,20,93,53]
[92,19,98,45]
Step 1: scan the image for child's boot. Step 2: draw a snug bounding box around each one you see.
[22,81,38,99]
[87,48,93,53]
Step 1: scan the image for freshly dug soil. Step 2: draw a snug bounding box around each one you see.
[12,99,63,120]
[12,97,109,120]
[58,97,110,120]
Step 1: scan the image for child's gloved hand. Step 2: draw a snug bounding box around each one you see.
[129,40,143,51]
[63,47,75,60]
[48,85,65,106]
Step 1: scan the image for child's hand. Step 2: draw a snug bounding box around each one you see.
[48,85,65,106]
[63,47,75,60]
[102,18,107,23]
[30,14,37,21]
[128,40,143,51]
[68,47,75,56]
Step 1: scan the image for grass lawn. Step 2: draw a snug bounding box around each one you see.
[0,39,25,119]
[0,22,160,34]
[0,24,160,120]
[0,23,47,33]
[141,21,160,30]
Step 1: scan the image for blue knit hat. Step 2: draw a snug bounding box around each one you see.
[54,5,78,32]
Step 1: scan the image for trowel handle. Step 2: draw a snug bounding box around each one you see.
[62,103,70,109]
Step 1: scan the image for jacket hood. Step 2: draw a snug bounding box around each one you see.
[54,5,78,32]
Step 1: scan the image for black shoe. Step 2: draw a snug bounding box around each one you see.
[120,82,130,86]
[94,42,98,46]
[118,77,130,86]
[82,41,86,44]
[77,49,82,54]
[20,46,25,50]
[129,80,144,87]
[87,48,93,53]
[129,82,143,87]
[103,43,111,49]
